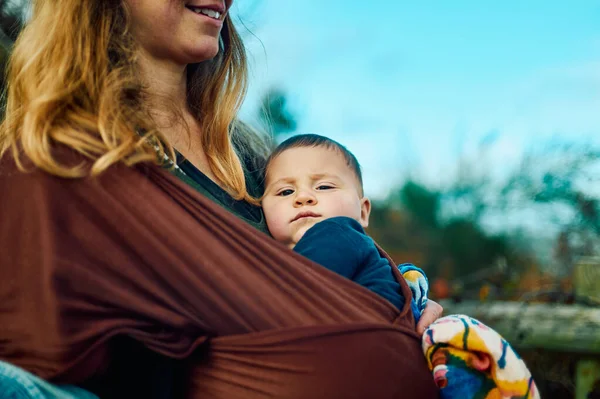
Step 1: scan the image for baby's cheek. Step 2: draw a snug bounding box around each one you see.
[268,218,287,241]
[334,199,361,219]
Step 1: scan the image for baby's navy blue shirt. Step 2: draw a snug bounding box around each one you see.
[293,216,404,310]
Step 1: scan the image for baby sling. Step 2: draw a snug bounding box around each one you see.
[0,151,439,398]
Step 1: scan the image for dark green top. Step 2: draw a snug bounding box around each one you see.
[171,158,270,235]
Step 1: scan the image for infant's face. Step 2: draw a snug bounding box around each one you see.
[262,146,370,248]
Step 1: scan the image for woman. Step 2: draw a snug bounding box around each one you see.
[0,1,442,398]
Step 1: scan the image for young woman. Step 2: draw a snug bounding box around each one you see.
[0,1,442,397]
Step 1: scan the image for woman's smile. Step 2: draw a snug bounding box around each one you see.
[185,2,226,26]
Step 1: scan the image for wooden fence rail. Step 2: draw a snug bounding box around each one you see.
[438,300,600,354]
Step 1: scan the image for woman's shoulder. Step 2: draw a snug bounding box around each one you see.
[0,147,159,203]
[0,145,88,181]
[0,150,57,189]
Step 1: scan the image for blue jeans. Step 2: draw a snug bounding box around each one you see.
[0,361,97,399]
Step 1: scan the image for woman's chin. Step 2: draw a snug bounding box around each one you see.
[182,42,221,64]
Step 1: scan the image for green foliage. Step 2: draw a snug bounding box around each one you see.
[441,218,508,277]
[258,87,297,137]
[0,0,29,115]
[0,0,28,42]
[370,179,517,281]
[501,143,600,266]
[396,181,440,229]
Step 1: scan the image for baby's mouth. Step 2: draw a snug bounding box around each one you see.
[291,211,321,223]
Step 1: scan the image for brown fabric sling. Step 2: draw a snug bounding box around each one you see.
[0,151,439,399]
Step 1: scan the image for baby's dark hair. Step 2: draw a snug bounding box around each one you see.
[266,134,364,195]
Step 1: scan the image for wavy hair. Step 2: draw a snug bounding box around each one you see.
[0,0,268,201]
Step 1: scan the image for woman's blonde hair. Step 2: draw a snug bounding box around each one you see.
[0,0,268,201]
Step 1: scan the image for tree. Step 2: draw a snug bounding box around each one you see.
[500,143,600,275]
[258,87,297,138]
[0,0,28,104]
[369,180,517,283]
[0,0,28,40]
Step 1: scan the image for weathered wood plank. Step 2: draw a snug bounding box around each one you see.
[438,300,600,354]
[574,258,600,399]
[575,257,600,304]
[576,359,600,399]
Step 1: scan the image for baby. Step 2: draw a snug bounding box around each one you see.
[263,141,540,399]
[262,134,428,317]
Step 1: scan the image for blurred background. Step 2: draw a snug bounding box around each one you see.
[1,1,599,398]
[233,0,600,295]
[238,3,600,398]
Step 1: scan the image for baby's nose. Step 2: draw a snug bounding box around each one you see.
[295,191,317,205]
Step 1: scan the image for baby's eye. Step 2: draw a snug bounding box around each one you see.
[277,189,295,196]
[316,185,334,190]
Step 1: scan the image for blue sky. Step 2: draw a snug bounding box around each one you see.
[234,1,600,198]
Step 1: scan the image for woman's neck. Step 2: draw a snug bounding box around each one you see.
[136,50,218,182]
[137,50,188,125]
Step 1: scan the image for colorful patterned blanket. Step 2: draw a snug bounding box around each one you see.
[399,263,429,323]
[400,266,540,399]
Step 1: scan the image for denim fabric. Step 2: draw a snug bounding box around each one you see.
[0,361,97,399]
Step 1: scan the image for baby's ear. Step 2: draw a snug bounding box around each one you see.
[360,197,371,228]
